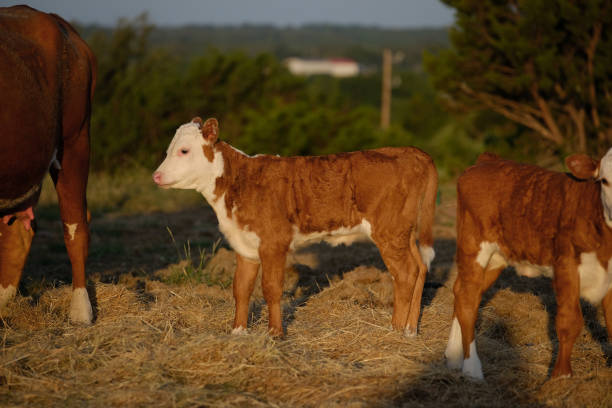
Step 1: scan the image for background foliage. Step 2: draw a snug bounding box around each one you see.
[83,2,610,181]
[83,16,481,180]
[425,0,612,156]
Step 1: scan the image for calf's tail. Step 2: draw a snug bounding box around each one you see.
[417,161,437,270]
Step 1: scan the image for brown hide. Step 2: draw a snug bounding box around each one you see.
[214,144,435,245]
[458,155,608,263]
[452,153,612,378]
[209,140,437,336]
[0,6,96,322]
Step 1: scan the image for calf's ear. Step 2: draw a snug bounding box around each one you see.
[565,154,599,179]
[201,118,219,143]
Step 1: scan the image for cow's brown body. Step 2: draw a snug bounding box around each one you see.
[154,118,438,336]
[0,5,96,323]
[447,152,612,379]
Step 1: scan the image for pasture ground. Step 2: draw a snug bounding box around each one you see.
[1,169,611,407]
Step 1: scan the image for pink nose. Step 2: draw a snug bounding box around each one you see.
[152,171,162,185]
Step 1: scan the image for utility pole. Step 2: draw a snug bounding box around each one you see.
[380,48,392,130]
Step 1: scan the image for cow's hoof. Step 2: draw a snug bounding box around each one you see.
[0,285,16,311]
[404,326,417,338]
[231,326,248,335]
[70,287,93,325]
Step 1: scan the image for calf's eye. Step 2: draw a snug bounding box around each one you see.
[602,178,609,186]
[180,148,189,155]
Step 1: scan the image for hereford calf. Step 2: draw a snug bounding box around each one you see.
[446,151,612,380]
[153,117,437,336]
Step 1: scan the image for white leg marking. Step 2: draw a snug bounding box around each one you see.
[231,326,247,335]
[65,223,78,241]
[404,326,417,338]
[475,241,500,269]
[418,245,435,270]
[0,284,16,310]
[445,317,464,370]
[462,341,484,380]
[70,287,93,325]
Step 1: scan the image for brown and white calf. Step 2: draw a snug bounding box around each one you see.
[446,151,612,380]
[153,117,438,336]
[0,6,96,323]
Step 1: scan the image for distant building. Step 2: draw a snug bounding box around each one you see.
[285,57,360,78]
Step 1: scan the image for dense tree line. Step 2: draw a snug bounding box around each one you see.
[426,0,612,155]
[85,17,474,179]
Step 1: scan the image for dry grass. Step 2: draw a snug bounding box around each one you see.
[2,179,612,407]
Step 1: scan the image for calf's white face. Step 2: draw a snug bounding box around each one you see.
[153,119,223,196]
[598,148,612,225]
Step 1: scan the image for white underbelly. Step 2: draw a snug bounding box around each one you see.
[578,252,612,304]
[215,203,372,261]
[476,242,612,304]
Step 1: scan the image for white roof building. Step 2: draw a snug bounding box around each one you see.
[285,57,360,78]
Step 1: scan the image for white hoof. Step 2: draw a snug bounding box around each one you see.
[0,285,16,311]
[70,287,93,325]
[231,326,247,335]
[462,341,484,380]
[404,326,417,338]
[445,317,464,370]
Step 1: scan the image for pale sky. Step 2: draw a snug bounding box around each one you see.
[2,0,454,28]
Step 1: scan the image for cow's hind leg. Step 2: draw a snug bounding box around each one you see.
[232,253,260,334]
[0,220,34,310]
[51,127,92,325]
[259,242,288,337]
[446,242,505,380]
[376,231,420,336]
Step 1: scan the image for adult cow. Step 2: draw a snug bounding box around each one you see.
[446,151,612,380]
[153,117,438,337]
[0,5,96,324]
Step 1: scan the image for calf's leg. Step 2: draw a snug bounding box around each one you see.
[405,234,428,336]
[0,220,34,309]
[551,257,582,378]
[259,243,288,337]
[602,289,612,342]
[232,253,260,334]
[447,244,505,380]
[376,233,419,336]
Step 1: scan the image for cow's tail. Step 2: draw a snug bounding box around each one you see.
[417,159,438,271]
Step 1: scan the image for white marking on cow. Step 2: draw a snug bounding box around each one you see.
[0,284,17,310]
[404,326,417,338]
[512,261,553,278]
[462,341,484,380]
[154,123,224,197]
[445,317,463,370]
[232,326,247,335]
[578,252,612,304]
[70,287,93,325]
[599,148,612,228]
[419,245,435,270]
[475,241,500,268]
[65,223,78,241]
[290,219,373,249]
[212,195,261,261]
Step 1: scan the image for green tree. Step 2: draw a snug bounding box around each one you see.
[425,0,612,154]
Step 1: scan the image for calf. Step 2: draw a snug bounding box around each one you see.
[0,6,96,323]
[446,151,612,380]
[153,117,437,336]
